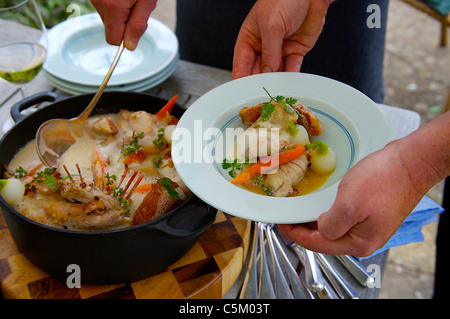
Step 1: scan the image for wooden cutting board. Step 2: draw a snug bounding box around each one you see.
[0,210,251,299]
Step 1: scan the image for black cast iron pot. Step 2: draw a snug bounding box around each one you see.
[0,91,217,285]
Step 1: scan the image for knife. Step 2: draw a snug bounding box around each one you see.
[275,229,325,292]
[239,222,259,299]
[315,252,360,299]
[257,222,276,299]
[334,255,375,287]
[263,224,294,299]
[267,226,314,299]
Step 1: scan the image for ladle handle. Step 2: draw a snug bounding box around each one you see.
[78,40,125,122]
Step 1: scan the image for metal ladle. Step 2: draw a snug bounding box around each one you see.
[36,40,125,167]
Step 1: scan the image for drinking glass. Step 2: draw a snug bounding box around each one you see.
[0,0,47,93]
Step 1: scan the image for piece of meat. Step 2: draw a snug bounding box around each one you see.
[85,116,118,135]
[239,104,265,127]
[239,102,323,136]
[117,110,155,135]
[292,103,324,136]
[264,153,310,197]
[39,197,86,224]
[132,180,185,225]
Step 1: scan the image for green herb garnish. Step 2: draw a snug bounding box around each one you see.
[13,166,28,179]
[261,87,300,121]
[305,140,329,155]
[111,186,128,207]
[261,102,276,122]
[222,158,247,178]
[152,156,163,169]
[121,131,144,158]
[26,167,63,192]
[152,128,165,150]
[158,177,182,200]
[285,122,299,136]
[105,173,116,186]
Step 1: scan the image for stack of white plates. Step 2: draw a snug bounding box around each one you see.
[43,13,179,94]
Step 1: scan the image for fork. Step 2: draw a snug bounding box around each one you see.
[262,223,294,299]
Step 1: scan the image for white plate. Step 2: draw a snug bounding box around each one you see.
[44,53,179,94]
[44,13,178,86]
[172,72,394,224]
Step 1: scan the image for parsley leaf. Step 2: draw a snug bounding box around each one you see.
[159,177,182,200]
[13,167,28,179]
[285,97,298,105]
[121,132,144,158]
[222,158,245,178]
[261,88,300,122]
[152,156,163,169]
[105,173,116,186]
[26,167,61,192]
[261,102,275,122]
[152,128,165,150]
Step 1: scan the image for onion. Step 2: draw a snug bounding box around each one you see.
[289,125,310,145]
[0,178,25,205]
[310,147,337,173]
[164,125,176,144]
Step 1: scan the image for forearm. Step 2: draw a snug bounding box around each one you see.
[392,111,450,197]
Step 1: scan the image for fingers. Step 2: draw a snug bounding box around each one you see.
[277,223,353,256]
[284,53,303,72]
[232,33,257,79]
[259,25,284,74]
[91,0,126,46]
[124,0,156,51]
[317,199,363,241]
[91,0,156,51]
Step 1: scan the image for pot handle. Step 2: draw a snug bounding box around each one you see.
[10,91,62,123]
[152,196,217,240]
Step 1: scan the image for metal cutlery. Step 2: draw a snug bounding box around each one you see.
[240,222,363,299]
[266,226,316,299]
[36,40,125,167]
[257,222,276,298]
[335,255,375,287]
[239,222,260,299]
[263,224,294,299]
[277,230,326,292]
[315,253,360,299]
[240,222,314,299]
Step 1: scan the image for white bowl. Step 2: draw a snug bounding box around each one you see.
[172,72,394,224]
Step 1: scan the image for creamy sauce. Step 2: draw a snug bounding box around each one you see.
[241,168,333,196]
[6,110,186,231]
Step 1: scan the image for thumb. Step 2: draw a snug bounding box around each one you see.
[317,201,361,240]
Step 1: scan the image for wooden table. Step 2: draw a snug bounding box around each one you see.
[0,59,390,299]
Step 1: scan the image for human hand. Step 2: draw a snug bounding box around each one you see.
[279,110,450,257]
[90,0,157,50]
[278,141,426,257]
[232,0,331,79]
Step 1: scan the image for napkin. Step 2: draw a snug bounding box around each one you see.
[423,0,450,15]
[355,195,445,261]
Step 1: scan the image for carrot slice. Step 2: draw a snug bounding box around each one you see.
[26,161,43,176]
[134,183,153,194]
[230,144,306,184]
[122,150,146,164]
[155,94,178,121]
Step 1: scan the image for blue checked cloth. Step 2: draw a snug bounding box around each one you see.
[355,195,445,261]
